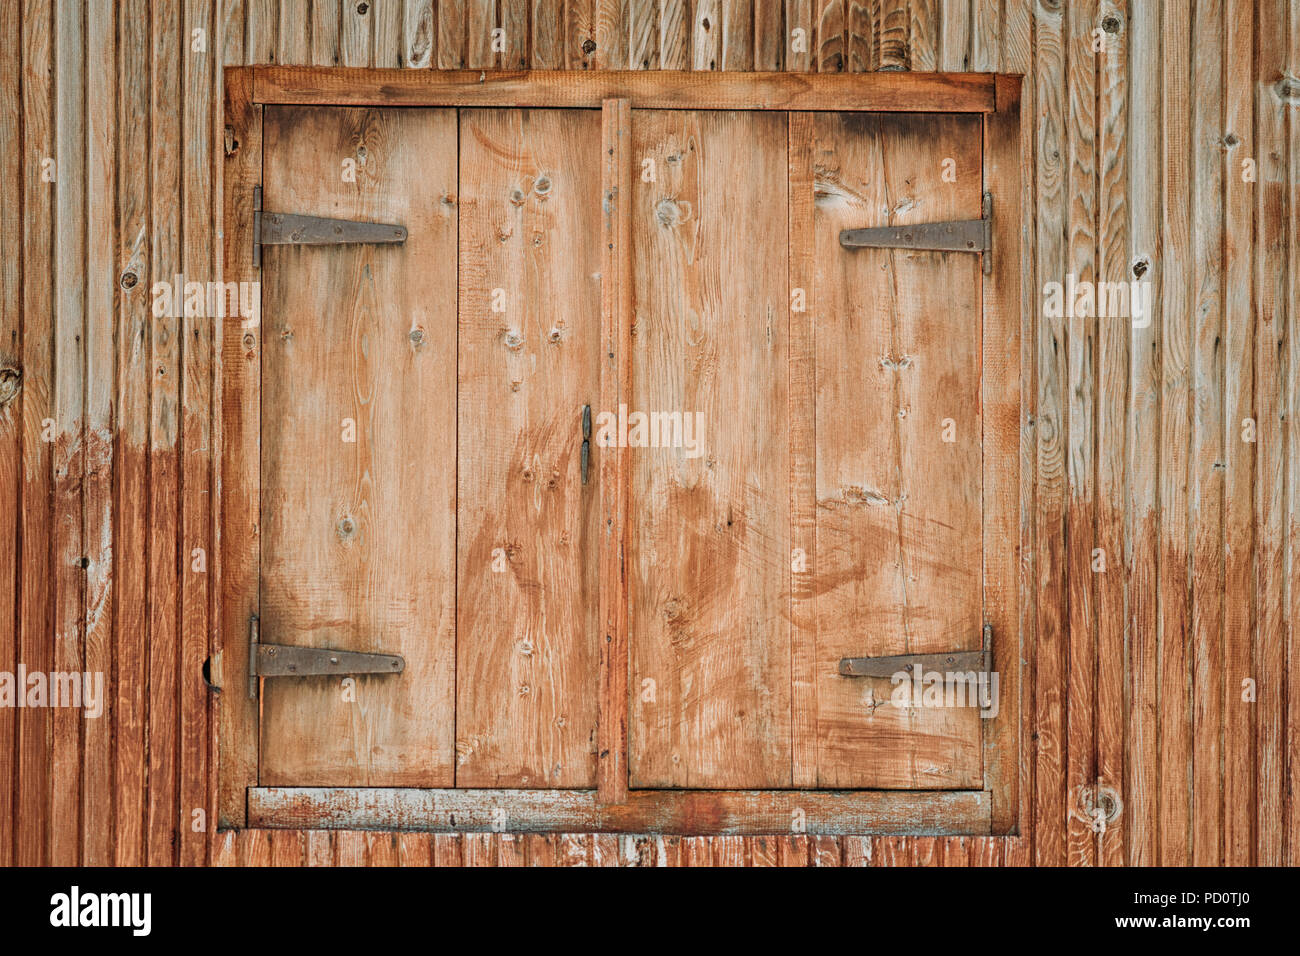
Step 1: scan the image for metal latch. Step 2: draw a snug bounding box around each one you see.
[840,191,993,275]
[252,186,408,267]
[839,623,992,678]
[247,616,405,698]
[581,404,592,485]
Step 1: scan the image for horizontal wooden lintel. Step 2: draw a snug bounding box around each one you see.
[251,67,1001,113]
[248,787,993,836]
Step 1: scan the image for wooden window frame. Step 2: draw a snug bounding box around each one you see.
[219,67,1028,837]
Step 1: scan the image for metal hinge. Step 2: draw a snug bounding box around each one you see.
[840,191,993,275]
[247,616,405,699]
[839,623,992,678]
[252,186,408,267]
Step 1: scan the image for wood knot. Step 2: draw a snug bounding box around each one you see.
[0,364,23,409]
[655,198,690,227]
[1276,73,1300,104]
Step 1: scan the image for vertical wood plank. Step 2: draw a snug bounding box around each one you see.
[784,0,811,72]
[845,0,873,72]
[908,0,938,71]
[114,0,152,865]
[939,0,969,72]
[278,0,311,63]
[814,0,844,72]
[1254,0,1287,868]
[1065,0,1098,869]
[721,0,754,70]
[223,0,246,64]
[1032,0,1068,866]
[80,0,117,870]
[970,0,999,71]
[435,0,464,67]
[1159,0,1193,867]
[16,0,55,869]
[753,0,783,70]
[1286,0,1300,869]
[693,0,721,70]
[0,0,20,871]
[179,0,215,868]
[659,0,688,69]
[1189,0,1225,867]
[533,0,566,68]
[1125,0,1161,867]
[627,110,791,789]
[246,0,277,62]
[875,0,907,70]
[598,98,631,803]
[466,0,495,67]
[340,0,373,65]
[310,0,341,66]
[1095,0,1130,868]
[455,108,601,789]
[374,0,402,67]
[566,0,597,69]
[147,0,183,867]
[788,110,816,788]
[984,77,1025,834]
[50,0,87,869]
[1221,0,1255,868]
[500,0,531,68]
[269,829,306,865]
[216,66,260,828]
[1002,0,1036,861]
[595,0,628,69]
[403,0,434,68]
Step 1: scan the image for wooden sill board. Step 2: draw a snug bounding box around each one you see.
[248,787,993,836]
[252,67,1002,112]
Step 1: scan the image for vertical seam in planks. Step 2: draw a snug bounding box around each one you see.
[788,109,816,788]
[597,97,631,804]
[452,104,460,785]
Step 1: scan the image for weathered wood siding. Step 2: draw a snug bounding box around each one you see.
[1,0,1296,866]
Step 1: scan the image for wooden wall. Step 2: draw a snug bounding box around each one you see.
[0,0,1295,866]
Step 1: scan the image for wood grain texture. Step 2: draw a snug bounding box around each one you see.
[1254,0,1287,868]
[249,786,992,833]
[0,0,20,870]
[456,108,602,788]
[598,99,632,802]
[984,77,1025,833]
[1064,0,1097,869]
[1159,0,1192,867]
[1095,0,1128,867]
[253,66,999,110]
[217,65,261,829]
[5,0,1294,868]
[805,111,984,790]
[259,106,458,786]
[1221,0,1254,867]
[627,109,791,788]
[1125,0,1160,866]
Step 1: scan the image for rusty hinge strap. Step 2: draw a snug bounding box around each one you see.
[840,191,993,275]
[252,185,408,267]
[839,623,992,678]
[247,616,405,699]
